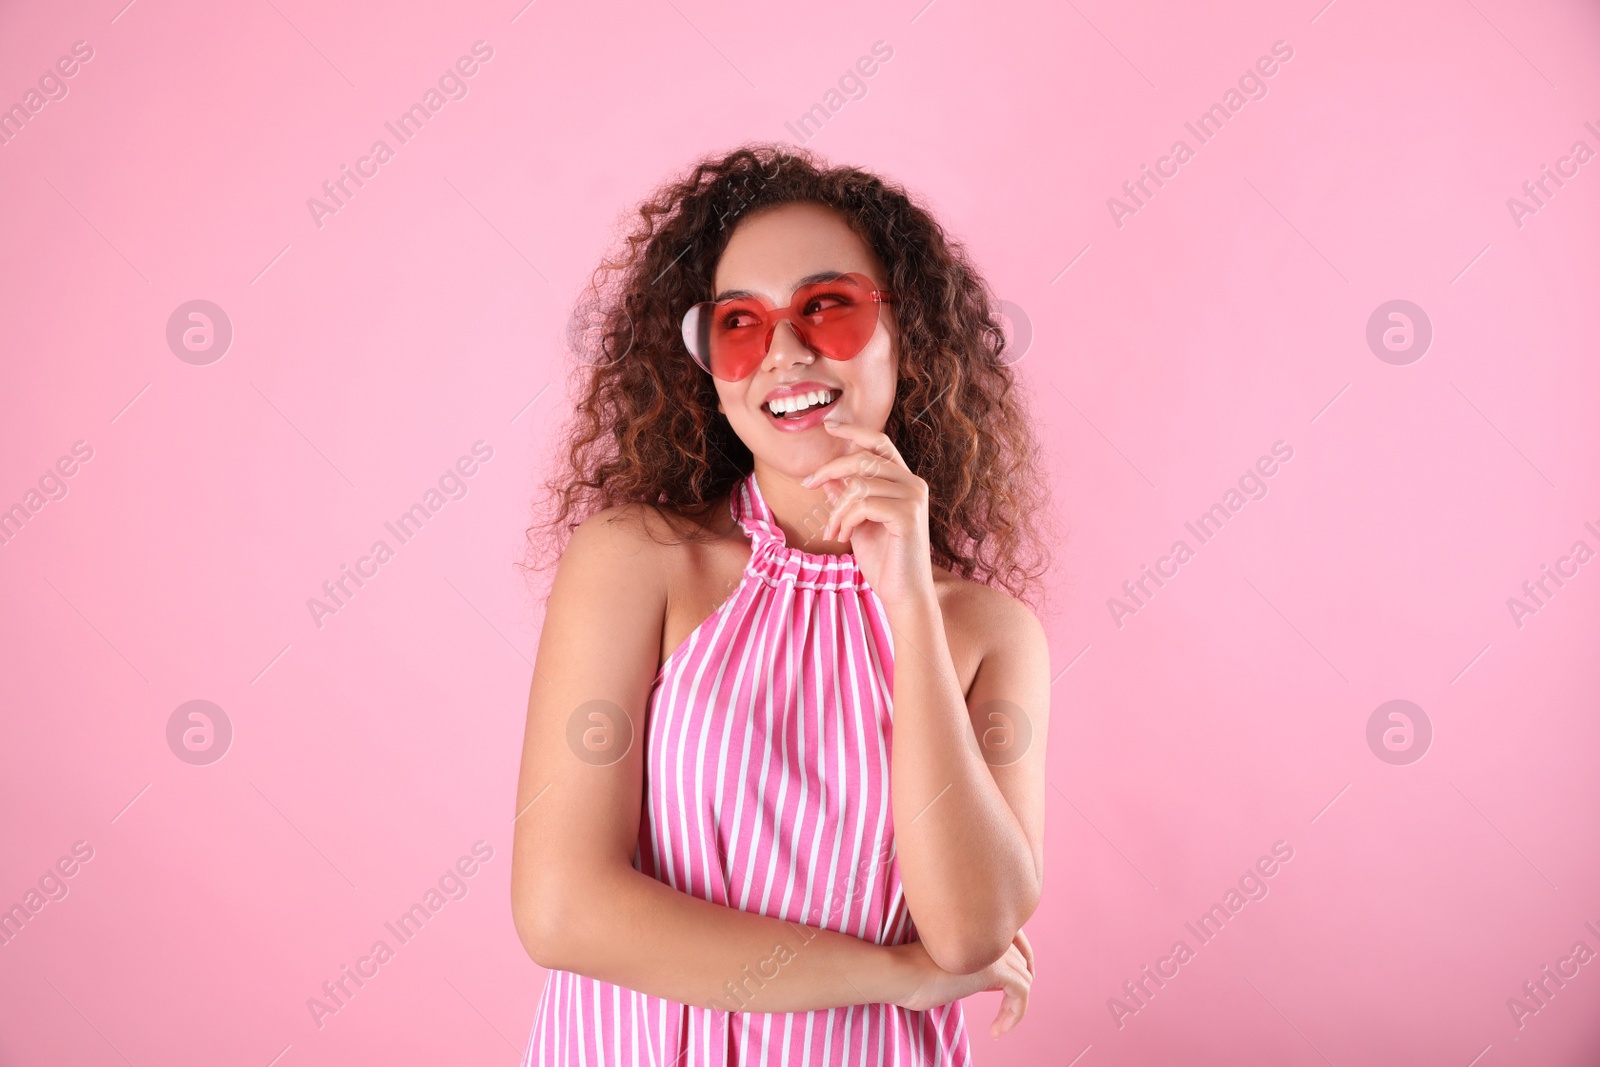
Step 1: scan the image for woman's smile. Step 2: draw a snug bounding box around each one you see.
[762,381,843,430]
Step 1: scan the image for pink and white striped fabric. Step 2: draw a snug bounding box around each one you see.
[522,468,971,1065]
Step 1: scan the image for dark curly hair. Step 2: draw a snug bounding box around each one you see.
[520,142,1059,615]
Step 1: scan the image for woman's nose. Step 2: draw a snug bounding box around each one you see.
[764,319,814,369]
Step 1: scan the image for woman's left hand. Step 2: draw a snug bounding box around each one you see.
[802,419,936,612]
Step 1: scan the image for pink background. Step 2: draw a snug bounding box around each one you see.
[3,0,1599,1063]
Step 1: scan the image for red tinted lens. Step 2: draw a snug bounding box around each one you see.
[681,297,769,381]
[790,275,880,361]
[681,272,884,382]
[707,296,772,381]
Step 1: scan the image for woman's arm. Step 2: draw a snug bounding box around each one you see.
[802,422,1052,978]
[884,588,1051,975]
[511,506,916,1012]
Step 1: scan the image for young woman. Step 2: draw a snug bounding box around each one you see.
[511,143,1057,1065]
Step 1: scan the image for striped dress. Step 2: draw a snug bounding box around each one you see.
[522,468,971,1066]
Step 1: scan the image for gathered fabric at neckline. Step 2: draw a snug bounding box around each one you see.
[730,469,873,593]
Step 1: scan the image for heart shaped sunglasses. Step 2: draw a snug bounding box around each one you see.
[680,272,895,382]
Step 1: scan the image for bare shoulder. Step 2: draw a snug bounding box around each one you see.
[558,499,739,651]
[932,568,1047,696]
[532,500,690,707]
[932,562,1041,635]
[561,500,686,576]
[569,500,666,548]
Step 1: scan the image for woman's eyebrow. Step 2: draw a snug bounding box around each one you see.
[713,270,846,303]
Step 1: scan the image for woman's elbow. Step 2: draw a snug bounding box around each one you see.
[920,882,1043,975]
[921,925,1012,976]
[512,876,580,970]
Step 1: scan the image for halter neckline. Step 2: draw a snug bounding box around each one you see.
[730,469,872,592]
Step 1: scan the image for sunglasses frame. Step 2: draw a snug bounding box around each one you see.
[680,271,896,382]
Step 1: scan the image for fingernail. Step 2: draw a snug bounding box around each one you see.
[801,474,814,486]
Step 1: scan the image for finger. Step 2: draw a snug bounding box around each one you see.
[990,970,1028,1038]
[804,450,909,493]
[819,419,906,466]
[1003,964,1031,1025]
[1007,974,1031,1032]
[823,478,911,540]
[988,971,1018,1035]
[829,470,888,508]
[985,955,1025,995]
[1014,927,1035,978]
[1001,946,1028,987]
[804,425,909,486]
[828,486,914,542]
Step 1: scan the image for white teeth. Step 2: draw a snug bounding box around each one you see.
[767,389,837,416]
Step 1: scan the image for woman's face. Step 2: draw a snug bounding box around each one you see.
[708,201,899,480]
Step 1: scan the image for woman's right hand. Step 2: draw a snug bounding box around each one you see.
[890,928,1034,1038]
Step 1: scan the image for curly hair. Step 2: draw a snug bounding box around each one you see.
[520,142,1059,615]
